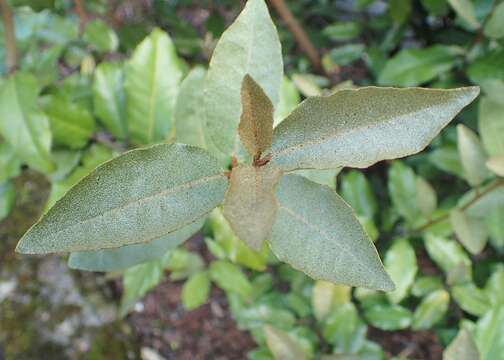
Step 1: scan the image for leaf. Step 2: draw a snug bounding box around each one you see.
[322,21,362,41]
[388,161,419,224]
[416,177,437,217]
[412,289,450,330]
[0,72,53,173]
[125,28,183,145]
[264,325,308,360]
[475,305,504,360]
[457,124,489,186]
[93,62,127,139]
[269,175,394,291]
[166,249,205,280]
[274,76,300,126]
[483,2,504,39]
[223,164,282,250]
[429,145,464,178]
[328,44,365,66]
[363,304,412,330]
[82,19,119,53]
[174,67,207,148]
[468,50,504,85]
[450,209,488,254]
[452,283,491,316]
[204,0,283,160]
[16,144,227,254]
[210,260,252,300]
[42,94,95,149]
[0,142,21,183]
[486,157,504,177]
[339,170,377,219]
[182,271,211,310]
[389,0,412,23]
[68,218,204,272]
[447,0,480,28]
[421,0,449,16]
[312,281,351,321]
[322,302,367,353]
[293,169,339,189]
[424,234,472,281]
[0,181,16,221]
[378,46,462,86]
[270,87,479,172]
[485,266,504,305]
[479,98,504,157]
[443,328,480,360]
[385,239,418,303]
[412,276,443,297]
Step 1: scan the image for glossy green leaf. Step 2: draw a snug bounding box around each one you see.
[312,281,351,321]
[452,283,491,316]
[166,249,205,280]
[223,164,282,250]
[0,142,21,183]
[483,2,504,39]
[68,218,204,272]
[340,170,377,218]
[204,0,283,160]
[475,305,504,360]
[412,276,444,297]
[447,0,480,28]
[466,182,504,218]
[174,67,207,148]
[82,19,118,53]
[485,266,504,305]
[42,94,95,149]
[93,62,127,139]
[270,87,479,172]
[322,22,362,41]
[416,177,437,217]
[486,157,504,177]
[182,271,211,310]
[274,76,300,126]
[412,289,450,330]
[468,50,504,85]
[450,209,488,254]
[322,302,367,353]
[269,175,394,291]
[264,325,308,360]
[363,304,412,330]
[385,239,418,303]
[378,46,462,86]
[443,328,480,360]
[328,44,365,66]
[210,260,252,300]
[479,98,504,157]
[0,181,16,221]
[17,144,227,254]
[125,28,183,145]
[388,161,419,224]
[424,234,472,281]
[0,72,53,173]
[429,145,464,178]
[457,124,489,186]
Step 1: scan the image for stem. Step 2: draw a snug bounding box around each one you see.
[74,0,88,31]
[267,0,323,74]
[0,0,17,73]
[411,179,504,234]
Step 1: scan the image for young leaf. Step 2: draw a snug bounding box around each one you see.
[204,0,283,159]
[451,283,491,316]
[68,218,205,272]
[93,62,127,139]
[412,289,450,330]
[363,304,412,330]
[210,260,252,300]
[238,74,274,158]
[223,164,282,250]
[443,328,480,360]
[447,0,480,28]
[475,305,504,360]
[16,144,227,254]
[479,98,504,157]
[416,176,437,217]
[388,161,419,224]
[264,325,308,360]
[312,281,351,321]
[424,234,472,280]
[82,19,119,53]
[384,239,418,304]
[457,124,489,186]
[339,170,378,219]
[125,28,183,145]
[269,175,395,291]
[182,271,211,310]
[483,2,504,39]
[450,209,488,254]
[270,87,479,172]
[486,157,504,177]
[0,72,54,173]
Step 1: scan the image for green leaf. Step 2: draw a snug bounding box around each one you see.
[0,142,21,183]
[416,177,437,217]
[378,46,462,86]
[93,62,127,139]
[385,239,418,303]
[42,94,95,149]
[82,19,119,53]
[421,0,449,16]
[166,249,205,280]
[388,161,419,224]
[480,80,504,106]
[0,181,16,221]
[16,144,227,254]
[475,305,504,360]
[0,72,53,173]
[322,22,362,41]
[466,182,504,218]
[223,164,282,250]
[429,145,464,178]
[389,0,412,23]
[269,175,394,291]
[424,234,472,281]
[486,157,504,177]
[485,266,504,305]
[450,209,488,254]
[339,170,377,218]
[204,0,283,160]
[293,169,339,189]
[264,325,308,360]
[328,44,365,66]
[443,328,480,360]
[174,67,207,148]
[239,74,274,157]
[68,218,204,272]
[125,28,183,145]
[363,304,412,330]
[412,276,444,297]
[468,50,504,85]
[448,0,480,28]
[412,289,450,330]
[452,283,491,316]
[322,302,367,353]
[182,271,211,310]
[457,124,489,186]
[210,260,252,300]
[312,281,351,321]
[274,76,300,126]
[270,87,479,171]
[479,97,504,157]
[47,150,81,182]
[483,2,504,39]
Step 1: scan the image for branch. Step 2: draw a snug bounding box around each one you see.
[268,0,323,74]
[0,0,17,73]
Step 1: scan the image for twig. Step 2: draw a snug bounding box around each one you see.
[0,0,17,73]
[268,0,323,74]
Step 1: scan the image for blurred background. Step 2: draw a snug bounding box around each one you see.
[1,0,504,359]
